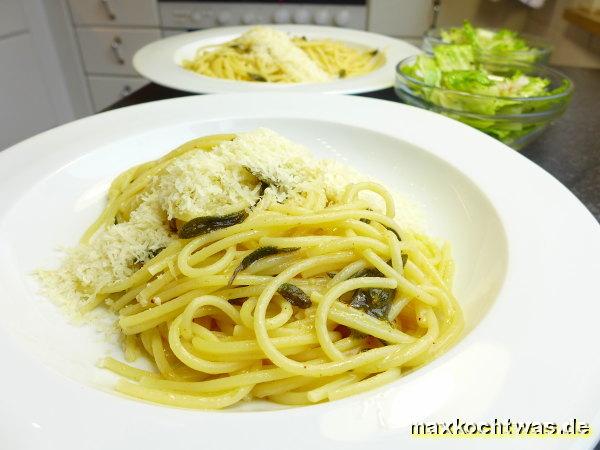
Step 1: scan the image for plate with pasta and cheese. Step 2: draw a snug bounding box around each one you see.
[1,94,599,450]
[133,25,420,94]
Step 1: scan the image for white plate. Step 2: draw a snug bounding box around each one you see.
[133,25,420,94]
[0,94,599,450]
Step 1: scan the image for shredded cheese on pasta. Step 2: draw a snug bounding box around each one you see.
[36,129,460,411]
[181,26,385,83]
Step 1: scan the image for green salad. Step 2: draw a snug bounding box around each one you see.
[399,45,569,143]
[439,21,543,63]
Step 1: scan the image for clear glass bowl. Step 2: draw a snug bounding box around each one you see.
[394,56,573,150]
[423,27,553,65]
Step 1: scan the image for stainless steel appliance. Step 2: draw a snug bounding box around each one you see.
[159,1,368,31]
[158,1,433,40]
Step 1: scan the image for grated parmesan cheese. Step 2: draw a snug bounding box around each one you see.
[152,148,260,221]
[236,27,330,83]
[36,197,174,309]
[154,128,363,220]
[37,128,422,314]
[217,135,363,206]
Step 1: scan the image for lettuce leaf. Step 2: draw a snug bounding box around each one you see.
[401,54,442,86]
[405,45,558,108]
[441,21,530,55]
[440,21,477,46]
[399,44,568,146]
[434,45,475,71]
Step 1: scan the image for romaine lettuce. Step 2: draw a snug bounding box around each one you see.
[434,44,475,71]
[398,44,568,146]
[441,21,531,56]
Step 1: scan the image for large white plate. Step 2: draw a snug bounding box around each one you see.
[133,25,420,94]
[0,94,599,450]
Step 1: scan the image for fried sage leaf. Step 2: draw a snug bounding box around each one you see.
[147,246,166,260]
[356,210,401,241]
[178,210,248,239]
[228,246,299,287]
[385,226,401,241]
[243,166,278,187]
[349,266,396,320]
[230,43,249,54]
[248,73,267,82]
[351,267,382,279]
[350,287,395,320]
[277,283,312,309]
[241,166,273,208]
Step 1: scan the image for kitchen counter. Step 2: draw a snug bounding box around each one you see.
[106,65,600,222]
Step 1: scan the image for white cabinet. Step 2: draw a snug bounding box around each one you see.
[67,0,160,112]
[88,75,148,111]
[0,0,27,37]
[67,0,159,27]
[0,33,58,150]
[77,27,161,76]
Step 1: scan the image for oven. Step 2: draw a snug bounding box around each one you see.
[158,1,433,42]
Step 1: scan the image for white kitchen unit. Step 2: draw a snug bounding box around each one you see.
[77,27,162,76]
[66,0,160,112]
[4,0,595,152]
[0,0,73,150]
[68,0,160,26]
[88,75,149,111]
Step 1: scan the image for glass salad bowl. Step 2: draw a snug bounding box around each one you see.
[395,56,573,150]
[423,25,553,65]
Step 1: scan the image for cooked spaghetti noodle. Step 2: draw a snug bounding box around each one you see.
[38,129,463,409]
[181,26,385,83]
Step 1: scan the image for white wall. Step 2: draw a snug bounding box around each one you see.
[0,0,91,151]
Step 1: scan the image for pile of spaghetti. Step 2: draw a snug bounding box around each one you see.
[181,26,384,83]
[38,128,463,409]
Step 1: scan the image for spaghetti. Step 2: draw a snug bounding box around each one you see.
[181,26,385,83]
[39,130,463,409]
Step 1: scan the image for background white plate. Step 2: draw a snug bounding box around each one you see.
[133,25,420,94]
[0,94,599,450]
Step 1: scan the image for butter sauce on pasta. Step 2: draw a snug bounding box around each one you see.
[41,131,463,409]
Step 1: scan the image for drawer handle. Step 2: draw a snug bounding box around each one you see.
[119,85,132,98]
[111,36,125,65]
[100,0,116,20]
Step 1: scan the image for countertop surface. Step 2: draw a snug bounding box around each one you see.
[106,65,599,222]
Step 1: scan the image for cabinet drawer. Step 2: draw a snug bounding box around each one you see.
[88,76,148,111]
[0,0,27,37]
[77,27,160,75]
[67,0,159,27]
